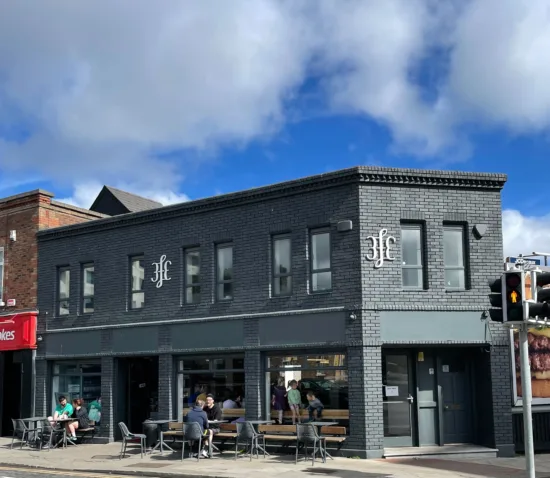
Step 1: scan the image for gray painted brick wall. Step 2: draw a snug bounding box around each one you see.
[34,166,510,456]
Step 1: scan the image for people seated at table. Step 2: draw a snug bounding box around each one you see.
[186,399,210,458]
[66,398,90,442]
[48,395,73,426]
[203,394,222,456]
[222,390,240,409]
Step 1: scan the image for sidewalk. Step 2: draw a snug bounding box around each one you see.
[0,437,548,478]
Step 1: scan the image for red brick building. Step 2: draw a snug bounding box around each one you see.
[0,189,105,435]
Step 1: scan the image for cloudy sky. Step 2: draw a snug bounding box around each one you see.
[0,0,549,257]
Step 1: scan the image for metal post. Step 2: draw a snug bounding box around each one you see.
[519,323,536,478]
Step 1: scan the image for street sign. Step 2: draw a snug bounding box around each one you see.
[507,256,541,266]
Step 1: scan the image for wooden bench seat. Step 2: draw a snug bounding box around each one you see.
[75,420,96,442]
[270,409,349,420]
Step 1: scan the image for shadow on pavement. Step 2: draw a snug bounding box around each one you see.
[388,458,550,478]
[302,469,391,477]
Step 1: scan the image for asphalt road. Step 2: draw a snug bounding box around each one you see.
[0,466,150,478]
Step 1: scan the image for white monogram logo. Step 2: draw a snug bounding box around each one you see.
[366,229,396,268]
[151,254,172,288]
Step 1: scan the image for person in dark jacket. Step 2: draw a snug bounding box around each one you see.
[203,394,222,455]
[66,398,90,442]
[186,399,210,458]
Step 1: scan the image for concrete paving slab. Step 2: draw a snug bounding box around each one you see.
[0,438,547,478]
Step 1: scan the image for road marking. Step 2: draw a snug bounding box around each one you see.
[0,467,136,478]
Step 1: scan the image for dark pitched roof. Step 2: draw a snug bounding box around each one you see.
[89,186,163,216]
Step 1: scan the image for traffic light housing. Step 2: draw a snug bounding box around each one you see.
[488,275,505,322]
[504,271,524,322]
[528,272,550,319]
[487,271,526,323]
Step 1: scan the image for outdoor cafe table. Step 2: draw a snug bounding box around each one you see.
[53,417,78,448]
[307,421,338,460]
[20,417,47,447]
[146,420,174,454]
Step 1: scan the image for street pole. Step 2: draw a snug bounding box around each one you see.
[519,322,535,478]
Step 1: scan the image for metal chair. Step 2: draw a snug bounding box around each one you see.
[118,422,146,459]
[38,419,64,451]
[235,421,266,461]
[181,422,204,462]
[296,423,326,465]
[11,419,29,449]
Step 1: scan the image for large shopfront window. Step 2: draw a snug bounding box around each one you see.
[265,352,348,425]
[176,355,245,420]
[50,362,101,416]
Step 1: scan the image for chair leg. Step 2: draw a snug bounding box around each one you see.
[234,439,238,460]
[262,436,266,459]
[140,437,144,459]
[11,429,16,450]
[295,440,299,464]
[20,430,27,450]
[181,440,185,461]
[312,440,316,466]
[197,437,201,462]
[119,438,125,459]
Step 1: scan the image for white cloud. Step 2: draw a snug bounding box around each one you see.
[503,209,550,258]
[1,0,550,195]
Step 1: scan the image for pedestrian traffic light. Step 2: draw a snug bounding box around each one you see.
[488,275,505,322]
[528,272,550,319]
[504,271,524,322]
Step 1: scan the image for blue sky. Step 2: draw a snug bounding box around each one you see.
[0,0,549,257]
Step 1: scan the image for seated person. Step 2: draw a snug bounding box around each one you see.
[66,398,90,442]
[203,394,222,454]
[48,395,74,426]
[222,392,240,409]
[187,399,210,458]
[306,392,324,421]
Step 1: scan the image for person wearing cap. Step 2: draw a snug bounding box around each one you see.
[203,394,222,456]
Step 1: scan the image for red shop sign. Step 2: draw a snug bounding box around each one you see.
[0,312,37,351]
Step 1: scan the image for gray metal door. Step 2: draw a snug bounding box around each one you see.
[439,354,472,444]
[383,352,415,447]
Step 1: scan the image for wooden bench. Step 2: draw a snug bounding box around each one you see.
[161,421,183,442]
[181,408,245,420]
[270,409,349,420]
[258,424,347,445]
[75,420,96,442]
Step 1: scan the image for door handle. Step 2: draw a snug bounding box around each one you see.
[407,394,414,404]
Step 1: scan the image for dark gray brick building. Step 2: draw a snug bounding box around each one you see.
[34,166,513,458]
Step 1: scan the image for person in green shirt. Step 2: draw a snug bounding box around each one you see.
[287,380,302,424]
[48,395,74,426]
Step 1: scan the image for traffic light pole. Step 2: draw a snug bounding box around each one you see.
[519,322,535,478]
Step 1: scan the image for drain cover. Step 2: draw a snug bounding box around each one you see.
[126,463,171,468]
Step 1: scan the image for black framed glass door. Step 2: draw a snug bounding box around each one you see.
[383,351,415,447]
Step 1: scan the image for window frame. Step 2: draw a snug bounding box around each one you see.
[400,223,425,290]
[443,224,468,290]
[272,234,292,297]
[184,248,201,304]
[215,243,234,301]
[57,266,71,316]
[309,228,332,293]
[81,262,95,314]
[129,255,145,309]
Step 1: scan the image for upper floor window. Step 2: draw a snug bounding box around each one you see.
[443,225,466,289]
[216,244,233,301]
[58,266,70,316]
[310,229,332,292]
[0,247,4,301]
[185,249,201,304]
[82,263,95,314]
[401,224,424,289]
[130,256,145,309]
[272,235,292,296]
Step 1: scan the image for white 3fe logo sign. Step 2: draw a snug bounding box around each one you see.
[151,254,172,288]
[366,228,396,269]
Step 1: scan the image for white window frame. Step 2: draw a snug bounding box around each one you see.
[443,225,467,290]
[401,224,424,289]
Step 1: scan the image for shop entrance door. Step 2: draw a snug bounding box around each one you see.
[382,351,415,447]
[0,352,22,436]
[116,357,159,437]
[439,352,473,444]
